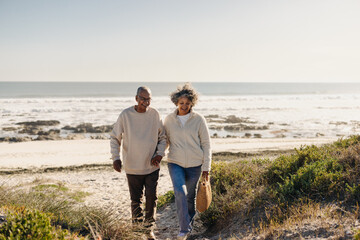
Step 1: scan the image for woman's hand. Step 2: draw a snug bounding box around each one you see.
[202,171,209,181]
[151,155,163,167]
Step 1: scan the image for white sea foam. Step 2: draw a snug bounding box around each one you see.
[1,94,360,139]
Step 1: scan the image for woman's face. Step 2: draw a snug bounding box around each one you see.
[177,96,192,116]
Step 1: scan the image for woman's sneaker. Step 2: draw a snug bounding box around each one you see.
[177,232,189,240]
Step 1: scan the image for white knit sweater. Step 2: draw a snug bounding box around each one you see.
[164,109,212,172]
[110,106,166,175]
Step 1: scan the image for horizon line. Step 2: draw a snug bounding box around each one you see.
[0,81,358,84]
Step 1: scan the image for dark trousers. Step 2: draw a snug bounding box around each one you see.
[126,169,159,227]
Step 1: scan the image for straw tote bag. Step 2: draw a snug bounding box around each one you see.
[196,176,212,213]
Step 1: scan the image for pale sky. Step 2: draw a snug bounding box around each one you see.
[1,0,360,82]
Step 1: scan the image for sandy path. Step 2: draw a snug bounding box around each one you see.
[0,166,172,218]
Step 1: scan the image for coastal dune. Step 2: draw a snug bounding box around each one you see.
[0,137,338,239]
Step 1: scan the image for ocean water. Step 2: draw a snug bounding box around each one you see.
[1,82,360,98]
[1,82,360,139]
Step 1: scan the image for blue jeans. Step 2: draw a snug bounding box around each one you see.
[168,163,202,234]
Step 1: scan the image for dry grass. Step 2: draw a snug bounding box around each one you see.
[252,201,356,239]
[0,179,146,239]
[222,201,360,240]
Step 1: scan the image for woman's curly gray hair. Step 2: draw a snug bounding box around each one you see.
[170,83,199,107]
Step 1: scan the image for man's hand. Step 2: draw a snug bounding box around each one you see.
[151,155,163,167]
[113,159,122,172]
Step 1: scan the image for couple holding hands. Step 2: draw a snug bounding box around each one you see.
[110,83,211,240]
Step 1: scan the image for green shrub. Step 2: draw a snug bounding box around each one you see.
[266,136,360,203]
[0,183,139,239]
[204,135,360,230]
[333,135,360,148]
[337,142,360,202]
[355,228,360,240]
[0,206,76,240]
[266,145,336,185]
[200,159,268,226]
[276,158,343,201]
[346,183,360,200]
[157,190,175,209]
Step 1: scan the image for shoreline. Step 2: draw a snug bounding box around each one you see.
[0,137,337,170]
[2,111,357,142]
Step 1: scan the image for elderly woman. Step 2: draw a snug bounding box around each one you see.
[164,83,211,240]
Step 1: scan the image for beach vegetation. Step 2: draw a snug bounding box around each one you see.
[266,135,360,203]
[199,135,360,238]
[157,190,175,209]
[355,228,360,240]
[200,158,268,227]
[0,182,142,239]
[32,183,91,202]
[33,183,69,192]
[0,206,78,240]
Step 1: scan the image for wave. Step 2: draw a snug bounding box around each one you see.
[1,93,360,139]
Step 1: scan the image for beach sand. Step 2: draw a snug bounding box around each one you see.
[0,138,336,169]
[0,137,337,239]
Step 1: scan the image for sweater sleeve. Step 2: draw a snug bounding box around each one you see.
[199,116,212,171]
[155,119,167,157]
[110,114,123,161]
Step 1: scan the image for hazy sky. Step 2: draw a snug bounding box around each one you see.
[1,0,360,82]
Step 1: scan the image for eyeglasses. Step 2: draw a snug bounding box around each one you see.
[138,95,152,102]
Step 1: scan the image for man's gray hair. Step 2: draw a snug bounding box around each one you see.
[136,86,151,96]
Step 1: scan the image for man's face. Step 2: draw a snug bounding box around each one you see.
[135,90,151,113]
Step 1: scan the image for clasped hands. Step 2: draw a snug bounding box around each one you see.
[151,155,162,167]
[113,155,163,173]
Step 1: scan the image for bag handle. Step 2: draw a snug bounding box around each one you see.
[200,174,210,184]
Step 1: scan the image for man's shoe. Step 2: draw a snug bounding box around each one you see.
[177,232,189,240]
[147,230,156,240]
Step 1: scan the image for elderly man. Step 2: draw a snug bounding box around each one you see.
[110,86,166,240]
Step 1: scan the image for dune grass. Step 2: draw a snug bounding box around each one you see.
[0,181,143,239]
[157,190,175,210]
[199,135,360,238]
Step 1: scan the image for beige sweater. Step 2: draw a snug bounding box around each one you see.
[110,106,166,175]
[164,109,212,172]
